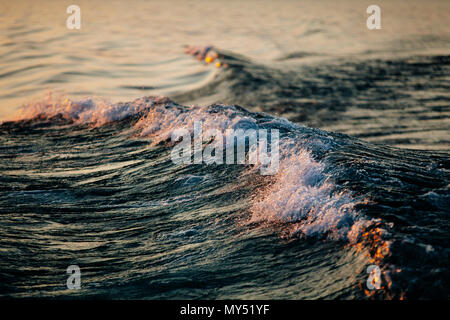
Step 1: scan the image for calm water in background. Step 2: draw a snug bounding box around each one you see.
[0,0,449,113]
[0,0,449,299]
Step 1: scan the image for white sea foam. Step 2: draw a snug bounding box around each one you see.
[9,95,166,126]
[11,95,260,143]
[134,103,259,145]
[249,143,370,241]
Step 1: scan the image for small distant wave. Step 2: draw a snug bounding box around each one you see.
[179,46,450,151]
[6,93,168,126]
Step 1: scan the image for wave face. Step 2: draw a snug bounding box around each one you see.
[0,92,448,299]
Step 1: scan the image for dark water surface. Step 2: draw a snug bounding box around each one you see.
[0,0,449,299]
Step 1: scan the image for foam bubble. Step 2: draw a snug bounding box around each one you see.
[249,144,369,241]
[8,95,167,126]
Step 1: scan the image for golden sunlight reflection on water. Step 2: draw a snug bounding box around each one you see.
[0,0,449,119]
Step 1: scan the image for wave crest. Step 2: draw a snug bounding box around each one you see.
[249,145,371,241]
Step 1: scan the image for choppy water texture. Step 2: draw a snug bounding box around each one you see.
[0,0,449,299]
